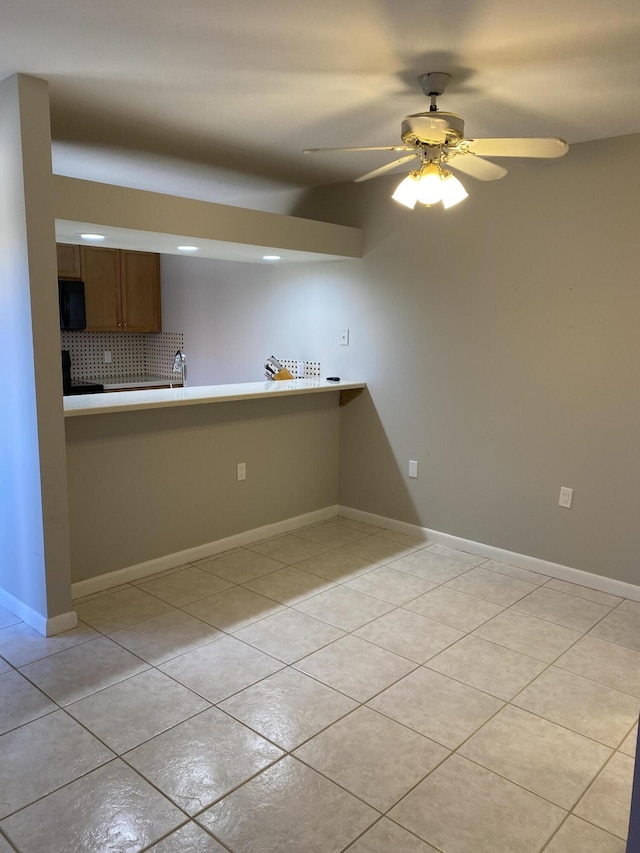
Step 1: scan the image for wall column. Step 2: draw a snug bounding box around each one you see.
[0,74,75,635]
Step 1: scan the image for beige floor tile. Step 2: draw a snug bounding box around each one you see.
[354,609,464,663]
[426,635,546,700]
[0,606,20,630]
[72,582,134,604]
[146,822,228,851]
[590,608,640,652]
[619,724,637,757]
[513,666,640,747]
[220,668,357,750]
[66,668,210,753]
[512,587,612,632]
[295,550,379,582]
[404,587,504,632]
[295,634,416,702]
[425,543,485,566]
[75,586,174,634]
[388,754,564,853]
[247,534,330,564]
[555,635,640,696]
[294,521,369,547]
[544,815,626,853]
[346,819,440,853]
[242,565,335,605]
[198,549,286,583]
[19,636,149,705]
[346,566,436,605]
[294,706,448,811]
[473,608,582,663]
[368,667,503,749]
[0,759,184,853]
[338,535,418,564]
[376,529,428,546]
[126,707,283,815]
[159,635,283,703]
[459,705,611,809]
[334,516,385,535]
[621,599,640,616]
[183,586,284,632]
[109,609,222,665]
[233,608,344,663]
[137,566,234,607]
[0,711,113,818]
[388,550,472,583]
[0,834,13,852]
[0,657,10,674]
[445,566,537,606]
[574,753,634,839]
[0,620,98,667]
[294,586,394,631]
[544,578,623,607]
[0,670,56,735]
[197,756,377,853]
[475,559,548,585]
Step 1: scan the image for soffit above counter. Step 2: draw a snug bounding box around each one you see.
[53,176,362,264]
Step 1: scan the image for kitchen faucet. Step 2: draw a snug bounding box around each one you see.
[172,350,187,386]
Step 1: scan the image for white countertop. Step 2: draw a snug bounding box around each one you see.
[63,378,366,417]
[98,376,180,390]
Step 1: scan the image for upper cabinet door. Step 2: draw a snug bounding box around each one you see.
[56,243,82,279]
[81,246,122,331]
[120,250,161,332]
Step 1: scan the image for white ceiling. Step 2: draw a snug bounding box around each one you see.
[3,0,640,206]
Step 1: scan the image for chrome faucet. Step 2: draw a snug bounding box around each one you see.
[172,350,187,387]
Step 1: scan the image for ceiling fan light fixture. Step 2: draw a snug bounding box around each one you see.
[440,171,468,209]
[415,162,444,206]
[391,172,420,209]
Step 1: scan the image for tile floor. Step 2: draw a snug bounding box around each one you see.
[0,517,638,852]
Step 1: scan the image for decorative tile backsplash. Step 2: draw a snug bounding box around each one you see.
[61,331,184,381]
[280,360,322,379]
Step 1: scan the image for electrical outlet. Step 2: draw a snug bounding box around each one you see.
[558,486,573,508]
[340,328,350,346]
[104,350,112,364]
[408,460,419,479]
[237,462,246,482]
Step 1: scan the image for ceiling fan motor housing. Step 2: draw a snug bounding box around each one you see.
[401,112,465,146]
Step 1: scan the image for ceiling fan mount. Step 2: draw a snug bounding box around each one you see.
[303,71,569,208]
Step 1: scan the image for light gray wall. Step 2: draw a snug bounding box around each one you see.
[0,75,73,624]
[161,133,640,587]
[65,394,341,581]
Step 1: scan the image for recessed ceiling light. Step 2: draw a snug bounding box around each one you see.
[263,255,281,261]
[77,233,106,241]
[177,245,198,252]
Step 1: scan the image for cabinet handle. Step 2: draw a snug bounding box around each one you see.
[118,322,123,327]
[124,323,128,328]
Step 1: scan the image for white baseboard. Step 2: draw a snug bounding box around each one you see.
[71,505,339,600]
[0,587,78,637]
[339,506,640,603]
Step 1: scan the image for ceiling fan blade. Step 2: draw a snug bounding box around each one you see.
[304,145,414,154]
[447,154,508,182]
[459,137,569,159]
[353,153,421,183]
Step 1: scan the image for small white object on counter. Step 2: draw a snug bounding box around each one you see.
[63,378,365,417]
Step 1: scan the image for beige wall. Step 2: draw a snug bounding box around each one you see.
[65,394,342,581]
[0,75,73,628]
[299,133,640,585]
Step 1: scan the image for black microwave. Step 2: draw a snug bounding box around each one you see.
[59,279,86,330]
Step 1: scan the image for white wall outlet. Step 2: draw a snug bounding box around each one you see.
[237,462,247,482]
[340,328,350,346]
[558,486,573,508]
[104,350,112,364]
[408,460,419,479]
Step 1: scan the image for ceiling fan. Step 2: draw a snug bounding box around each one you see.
[304,72,569,209]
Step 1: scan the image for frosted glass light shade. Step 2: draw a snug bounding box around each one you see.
[392,173,420,208]
[441,172,468,208]
[415,163,443,205]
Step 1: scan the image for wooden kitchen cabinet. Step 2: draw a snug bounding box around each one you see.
[79,246,161,333]
[56,243,82,279]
